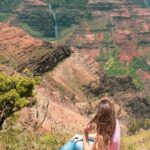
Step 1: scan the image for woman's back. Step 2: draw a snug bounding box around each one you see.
[60,120,120,150]
[92,119,120,150]
[60,98,121,150]
[110,119,120,150]
[83,98,120,150]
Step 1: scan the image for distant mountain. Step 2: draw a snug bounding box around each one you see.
[0,0,150,85]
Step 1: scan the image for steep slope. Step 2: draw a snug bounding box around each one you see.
[0,22,91,133]
[18,84,88,133]
[0,0,150,137]
[0,23,70,74]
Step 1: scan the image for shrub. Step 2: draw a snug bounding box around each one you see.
[0,73,35,128]
[128,57,150,89]
[128,119,141,134]
[144,118,150,129]
[104,57,128,76]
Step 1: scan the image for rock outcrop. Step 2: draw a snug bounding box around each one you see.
[0,23,71,74]
[17,45,71,75]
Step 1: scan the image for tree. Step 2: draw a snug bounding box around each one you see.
[0,73,35,128]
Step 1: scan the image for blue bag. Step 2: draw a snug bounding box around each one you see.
[60,138,94,150]
[60,140,75,150]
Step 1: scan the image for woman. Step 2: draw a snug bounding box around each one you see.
[60,97,120,150]
[83,98,120,150]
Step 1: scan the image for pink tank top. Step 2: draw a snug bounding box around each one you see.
[110,119,120,150]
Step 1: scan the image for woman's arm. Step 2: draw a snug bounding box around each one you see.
[83,130,90,150]
[83,124,95,150]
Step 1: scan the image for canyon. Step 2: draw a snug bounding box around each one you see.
[0,0,150,149]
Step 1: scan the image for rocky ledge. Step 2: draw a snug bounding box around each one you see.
[17,45,71,75]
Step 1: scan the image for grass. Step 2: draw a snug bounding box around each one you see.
[104,57,128,76]
[0,54,8,64]
[0,129,71,150]
[104,31,112,44]
[0,129,149,150]
[88,17,109,32]
[130,57,150,73]
[121,130,150,150]
[18,23,44,38]
[56,25,78,45]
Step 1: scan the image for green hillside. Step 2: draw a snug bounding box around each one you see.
[0,0,22,21]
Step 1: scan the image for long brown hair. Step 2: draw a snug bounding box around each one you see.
[90,97,116,150]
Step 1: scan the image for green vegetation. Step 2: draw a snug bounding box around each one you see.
[96,45,128,76]
[0,0,22,22]
[17,9,53,38]
[104,32,112,44]
[130,57,150,73]
[0,73,35,128]
[104,57,128,76]
[137,40,150,46]
[44,0,88,8]
[132,0,150,8]
[128,64,142,90]
[16,0,89,39]
[0,129,71,150]
[0,13,10,22]
[0,0,89,39]
[18,23,44,38]
[0,55,8,64]
[96,46,117,62]
[88,17,111,32]
[121,130,150,150]
[57,25,78,44]
[128,57,150,89]
[0,0,22,12]
[96,44,149,89]
[128,119,141,134]
[0,129,149,150]
[144,118,150,129]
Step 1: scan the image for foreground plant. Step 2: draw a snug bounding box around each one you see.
[0,73,35,128]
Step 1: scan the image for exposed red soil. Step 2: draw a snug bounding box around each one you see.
[75,33,95,44]
[119,52,133,63]
[19,85,89,133]
[138,69,150,80]
[135,20,149,33]
[0,23,53,67]
[25,0,46,6]
[0,23,43,53]
[88,0,95,4]
[113,28,142,63]
[48,49,100,102]
[114,29,132,44]
[133,7,150,16]
[96,32,104,42]
[82,48,99,60]
[85,33,95,43]
[119,42,141,63]
[110,9,130,18]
